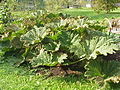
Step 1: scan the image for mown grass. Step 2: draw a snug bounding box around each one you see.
[0,62,99,90]
[12,8,120,21]
[60,8,120,20]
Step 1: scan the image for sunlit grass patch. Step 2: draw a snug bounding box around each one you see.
[61,8,120,20]
[0,62,99,90]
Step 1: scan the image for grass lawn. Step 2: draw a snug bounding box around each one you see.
[12,8,120,21]
[60,8,120,20]
[0,62,99,90]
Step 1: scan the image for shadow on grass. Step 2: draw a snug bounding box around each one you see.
[51,74,89,84]
[109,82,120,90]
[109,12,120,14]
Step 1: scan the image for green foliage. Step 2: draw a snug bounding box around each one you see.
[20,26,49,46]
[20,16,119,67]
[45,0,62,11]
[44,0,83,11]
[0,2,12,24]
[69,31,120,60]
[92,0,120,13]
[31,49,68,66]
[0,11,119,67]
[85,59,120,87]
[7,0,18,11]
[0,9,120,89]
[85,59,120,79]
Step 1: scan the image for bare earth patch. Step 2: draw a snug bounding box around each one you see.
[35,65,82,77]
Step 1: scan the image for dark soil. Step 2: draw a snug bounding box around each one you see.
[35,65,82,77]
[103,51,120,61]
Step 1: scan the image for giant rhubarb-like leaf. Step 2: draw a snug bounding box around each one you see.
[31,49,67,67]
[85,59,120,84]
[69,31,120,60]
[20,26,49,46]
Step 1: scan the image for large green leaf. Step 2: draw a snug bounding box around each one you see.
[30,49,68,67]
[31,49,55,67]
[4,56,24,66]
[58,31,81,48]
[0,41,11,57]
[20,26,49,46]
[44,41,60,52]
[56,53,68,64]
[85,59,120,84]
[69,31,120,60]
